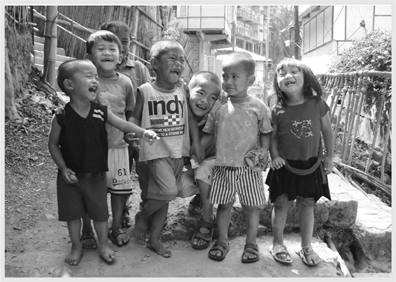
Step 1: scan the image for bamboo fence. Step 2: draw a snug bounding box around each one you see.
[318,71,392,195]
[31,6,194,79]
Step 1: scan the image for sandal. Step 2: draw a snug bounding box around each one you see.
[242,243,259,263]
[208,240,230,261]
[296,246,322,266]
[108,227,130,247]
[191,218,216,250]
[269,244,293,264]
[121,209,132,228]
[80,230,97,250]
[188,195,203,216]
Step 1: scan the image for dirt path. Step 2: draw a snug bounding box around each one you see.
[4,173,343,278]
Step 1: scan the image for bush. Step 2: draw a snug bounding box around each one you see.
[329,29,391,126]
[329,29,391,73]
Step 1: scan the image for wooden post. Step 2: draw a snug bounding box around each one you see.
[342,76,359,163]
[333,76,347,140]
[42,6,58,88]
[294,6,299,60]
[365,80,387,173]
[330,77,342,120]
[380,104,391,183]
[347,76,365,166]
[131,6,139,58]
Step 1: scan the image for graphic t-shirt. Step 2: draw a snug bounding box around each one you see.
[271,97,330,161]
[203,95,272,167]
[96,72,135,149]
[138,83,190,161]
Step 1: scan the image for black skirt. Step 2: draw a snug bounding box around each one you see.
[265,156,331,203]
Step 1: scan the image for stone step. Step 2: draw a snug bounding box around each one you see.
[34,42,66,56]
[34,35,45,44]
[34,50,73,63]
[34,56,64,68]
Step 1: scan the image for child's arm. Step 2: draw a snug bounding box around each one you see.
[47,115,78,184]
[200,132,214,151]
[321,112,334,174]
[258,132,271,156]
[125,89,145,150]
[269,124,285,170]
[107,103,159,145]
[187,96,205,163]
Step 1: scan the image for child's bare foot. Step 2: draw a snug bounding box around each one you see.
[64,243,83,266]
[98,244,116,263]
[147,240,171,258]
[134,212,148,244]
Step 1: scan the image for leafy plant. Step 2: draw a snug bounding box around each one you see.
[329,29,392,127]
[329,29,391,73]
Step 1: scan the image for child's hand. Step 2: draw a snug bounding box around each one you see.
[323,156,334,174]
[142,130,160,145]
[190,142,205,163]
[271,156,285,170]
[219,91,228,104]
[189,154,200,169]
[124,132,139,144]
[61,168,78,184]
[124,133,141,150]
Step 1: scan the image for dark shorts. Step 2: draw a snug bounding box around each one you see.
[57,171,108,222]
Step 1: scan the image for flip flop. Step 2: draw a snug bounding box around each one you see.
[296,246,322,266]
[208,240,230,261]
[191,218,216,250]
[269,244,293,264]
[108,227,129,247]
[80,230,97,250]
[242,243,259,263]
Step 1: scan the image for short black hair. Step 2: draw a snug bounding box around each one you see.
[100,20,131,35]
[273,57,322,107]
[222,52,255,76]
[86,30,122,55]
[188,71,221,97]
[57,59,91,95]
[150,39,183,60]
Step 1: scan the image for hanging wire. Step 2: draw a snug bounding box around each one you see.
[318,25,362,64]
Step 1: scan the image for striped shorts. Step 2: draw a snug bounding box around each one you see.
[106,147,133,195]
[210,166,266,206]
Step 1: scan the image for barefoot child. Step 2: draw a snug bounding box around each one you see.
[80,30,138,248]
[203,52,272,263]
[185,71,222,250]
[48,59,158,266]
[131,39,204,258]
[266,58,333,266]
[100,20,153,229]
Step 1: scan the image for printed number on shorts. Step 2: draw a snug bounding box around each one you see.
[113,168,128,184]
[117,168,127,176]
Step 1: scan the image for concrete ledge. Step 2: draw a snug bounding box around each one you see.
[132,169,391,265]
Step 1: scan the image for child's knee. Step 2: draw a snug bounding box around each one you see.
[218,202,234,211]
[242,205,259,214]
[296,196,315,208]
[273,193,290,208]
